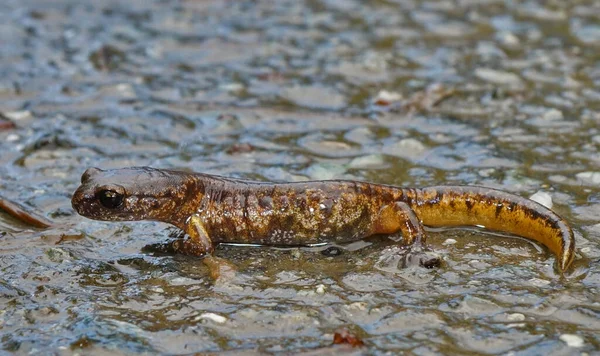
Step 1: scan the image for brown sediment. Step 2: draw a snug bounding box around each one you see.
[333,329,365,347]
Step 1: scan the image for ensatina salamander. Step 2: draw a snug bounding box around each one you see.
[71,167,575,271]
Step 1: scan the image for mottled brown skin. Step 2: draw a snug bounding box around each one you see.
[71,167,575,272]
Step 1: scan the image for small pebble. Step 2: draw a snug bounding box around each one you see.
[559,334,584,348]
[348,154,386,169]
[576,172,600,186]
[528,278,551,287]
[220,83,244,92]
[198,313,227,324]
[443,238,457,245]
[507,313,525,322]
[542,108,564,121]
[498,31,520,47]
[4,110,31,120]
[316,284,326,294]
[475,68,523,86]
[373,90,403,105]
[383,138,427,159]
[321,246,343,257]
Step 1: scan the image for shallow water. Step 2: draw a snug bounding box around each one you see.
[1,0,599,354]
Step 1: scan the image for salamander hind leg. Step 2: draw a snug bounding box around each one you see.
[375,202,441,270]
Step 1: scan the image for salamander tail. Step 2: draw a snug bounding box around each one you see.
[407,186,575,272]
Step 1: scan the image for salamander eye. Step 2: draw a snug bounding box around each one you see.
[96,189,124,209]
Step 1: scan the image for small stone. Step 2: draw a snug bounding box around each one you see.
[345,302,367,311]
[541,108,563,121]
[548,175,567,183]
[528,278,551,287]
[198,313,227,324]
[46,248,71,263]
[576,172,600,186]
[475,68,523,86]
[220,83,244,92]
[498,31,520,47]
[559,334,584,348]
[507,313,525,322]
[383,138,427,159]
[4,110,32,120]
[280,85,346,110]
[315,284,326,294]
[321,246,343,257]
[348,154,386,169]
[443,238,457,245]
[304,163,346,180]
[373,90,403,105]
[529,191,553,209]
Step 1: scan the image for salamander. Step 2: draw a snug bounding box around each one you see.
[70,167,575,272]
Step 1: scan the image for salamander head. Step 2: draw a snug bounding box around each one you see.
[72,167,194,223]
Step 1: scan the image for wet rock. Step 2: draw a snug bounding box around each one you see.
[576,172,600,186]
[348,154,386,169]
[371,310,444,334]
[2,110,32,121]
[321,246,342,257]
[303,163,347,180]
[559,334,584,348]
[382,138,427,160]
[475,68,523,87]
[570,19,600,45]
[45,248,72,264]
[497,31,520,48]
[341,273,394,292]
[280,85,346,110]
[373,90,403,106]
[89,44,127,71]
[197,312,227,324]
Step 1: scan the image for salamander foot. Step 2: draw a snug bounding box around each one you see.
[142,241,178,255]
[142,239,210,256]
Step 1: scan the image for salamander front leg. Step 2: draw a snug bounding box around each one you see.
[376,202,441,269]
[174,215,214,256]
[179,215,236,281]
